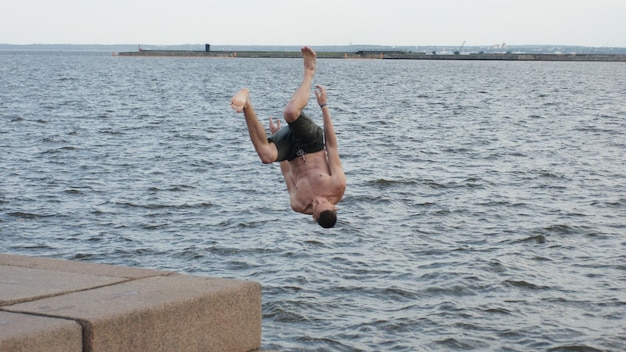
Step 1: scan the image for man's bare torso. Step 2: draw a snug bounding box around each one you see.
[287,150,345,214]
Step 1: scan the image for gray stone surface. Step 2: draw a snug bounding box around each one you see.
[0,253,171,279]
[0,311,82,352]
[4,273,261,352]
[1,254,263,351]
[0,265,123,306]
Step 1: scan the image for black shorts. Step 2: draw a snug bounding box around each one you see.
[268,112,324,162]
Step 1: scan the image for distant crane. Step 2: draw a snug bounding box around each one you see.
[454,41,466,55]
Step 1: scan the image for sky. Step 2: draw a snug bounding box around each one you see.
[2,0,626,47]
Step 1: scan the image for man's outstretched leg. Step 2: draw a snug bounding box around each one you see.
[284,46,317,123]
[231,88,278,164]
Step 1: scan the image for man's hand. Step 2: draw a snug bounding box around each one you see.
[315,85,327,106]
[269,116,281,134]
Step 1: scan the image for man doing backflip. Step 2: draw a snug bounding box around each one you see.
[230,46,346,228]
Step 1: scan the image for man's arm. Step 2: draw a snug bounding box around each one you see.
[269,116,299,197]
[315,86,346,184]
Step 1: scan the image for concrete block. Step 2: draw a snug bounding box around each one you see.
[0,311,82,352]
[0,266,124,306]
[5,274,262,352]
[0,253,171,279]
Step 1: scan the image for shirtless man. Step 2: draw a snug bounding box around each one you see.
[230,46,346,228]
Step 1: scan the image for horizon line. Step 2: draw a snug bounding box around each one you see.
[2,43,625,49]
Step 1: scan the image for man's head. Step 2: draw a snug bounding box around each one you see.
[313,197,338,228]
[317,210,337,228]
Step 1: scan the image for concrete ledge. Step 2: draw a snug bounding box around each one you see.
[0,311,82,352]
[1,254,262,352]
[0,265,124,306]
[0,253,171,279]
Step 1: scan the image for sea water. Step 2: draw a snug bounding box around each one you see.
[1,51,625,351]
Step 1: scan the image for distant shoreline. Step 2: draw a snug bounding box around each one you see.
[2,43,626,55]
[117,49,626,62]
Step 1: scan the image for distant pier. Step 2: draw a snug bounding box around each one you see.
[117,49,626,62]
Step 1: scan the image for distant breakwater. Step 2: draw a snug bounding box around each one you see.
[117,50,626,62]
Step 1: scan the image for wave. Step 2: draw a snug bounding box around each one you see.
[110,201,214,210]
[370,178,414,186]
[7,211,55,219]
[3,53,626,352]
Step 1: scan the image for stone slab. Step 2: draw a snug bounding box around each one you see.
[0,253,171,279]
[0,311,82,352]
[0,265,124,306]
[5,274,262,352]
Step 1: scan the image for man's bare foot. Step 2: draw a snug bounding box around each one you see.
[231,88,249,113]
[301,46,316,74]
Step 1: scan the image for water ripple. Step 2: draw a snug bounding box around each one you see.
[1,52,625,351]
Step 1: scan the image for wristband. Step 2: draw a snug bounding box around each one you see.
[320,103,328,108]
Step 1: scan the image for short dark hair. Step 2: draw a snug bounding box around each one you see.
[317,210,337,228]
